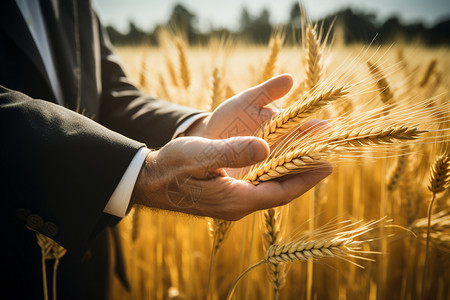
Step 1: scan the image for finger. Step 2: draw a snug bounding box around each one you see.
[245,74,294,106]
[197,137,270,175]
[249,163,332,210]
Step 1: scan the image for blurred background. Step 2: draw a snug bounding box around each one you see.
[86,1,450,300]
[92,0,450,45]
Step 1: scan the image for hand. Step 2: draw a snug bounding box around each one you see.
[187,74,294,139]
[131,135,331,221]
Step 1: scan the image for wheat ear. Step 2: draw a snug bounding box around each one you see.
[428,153,450,194]
[397,48,410,75]
[138,53,148,91]
[247,125,425,184]
[166,57,179,87]
[225,83,235,99]
[304,24,322,91]
[158,73,170,100]
[132,208,140,242]
[210,67,224,111]
[206,218,233,298]
[422,151,450,297]
[265,218,386,266]
[419,59,437,87]
[263,209,286,299]
[245,143,333,184]
[176,39,190,89]
[210,219,233,253]
[367,61,394,104]
[325,126,425,147]
[261,34,282,83]
[256,86,348,146]
[387,149,409,191]
[226,218,385,300]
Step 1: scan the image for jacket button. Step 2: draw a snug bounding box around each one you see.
[26,214,44,230]
[42,222,58,237]
[16,208,31,221]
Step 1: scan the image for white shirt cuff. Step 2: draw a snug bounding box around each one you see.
[103,147,151,217]
[104,113,208,218]
[172,113,210,138]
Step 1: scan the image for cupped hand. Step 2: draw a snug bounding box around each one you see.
[131,135,331,220]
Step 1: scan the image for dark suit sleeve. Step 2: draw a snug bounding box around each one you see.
[97,17,201,149]
[0,86,144,251]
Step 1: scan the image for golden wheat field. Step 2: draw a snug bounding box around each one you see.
[110,27,450,300]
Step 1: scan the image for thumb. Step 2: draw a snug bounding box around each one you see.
[200,137,270,174]
[244,74,294,106]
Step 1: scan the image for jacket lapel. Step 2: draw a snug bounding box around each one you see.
[0,0,55,102]
[40,0,81,111]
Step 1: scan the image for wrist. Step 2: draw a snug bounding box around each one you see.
[130,150,164,209]
[184,114,209,137]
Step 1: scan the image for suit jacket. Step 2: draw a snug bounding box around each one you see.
[0,0,200,298]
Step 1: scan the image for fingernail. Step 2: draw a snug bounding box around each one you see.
[249,140,269,162]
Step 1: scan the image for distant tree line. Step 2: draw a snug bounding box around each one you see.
[105,3,450,46]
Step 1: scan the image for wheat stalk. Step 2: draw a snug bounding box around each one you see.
[256,86,348,146]
[304,24,322,91]
[422,150,450,297]
[36,233,66,300]
[36,233,53,300]
[51,242,66,300]
[263,208,286,299]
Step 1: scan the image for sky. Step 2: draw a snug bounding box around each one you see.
[92,0,450,33]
